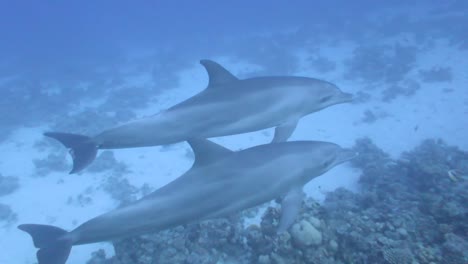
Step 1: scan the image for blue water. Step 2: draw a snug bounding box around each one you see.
[3,0,459,79]
[1,1,467,263]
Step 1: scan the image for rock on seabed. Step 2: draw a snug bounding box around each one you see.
[290,219,323,247]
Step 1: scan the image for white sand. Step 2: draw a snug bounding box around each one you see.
[0,37,467,263]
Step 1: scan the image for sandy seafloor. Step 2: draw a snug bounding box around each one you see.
[0,38,467,264]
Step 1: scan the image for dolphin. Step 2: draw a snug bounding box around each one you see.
[45,60,353,173]
[19,139,356,264]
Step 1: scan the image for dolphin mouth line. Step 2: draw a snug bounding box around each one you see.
[336,149,358,164]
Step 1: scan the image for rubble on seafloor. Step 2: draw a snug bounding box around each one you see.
[87,138,467,264]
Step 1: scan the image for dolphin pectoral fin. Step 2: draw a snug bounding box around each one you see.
[200,60,238,87]
[44,132,98,174]
[187,139,233,169]
[277,187,304,233]
[272,120,298,143]
[18,224,73,264]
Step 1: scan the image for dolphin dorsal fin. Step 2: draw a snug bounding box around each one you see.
[200,60,238,87]
[187,139,233,168]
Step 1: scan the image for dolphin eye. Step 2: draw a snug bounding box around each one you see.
[323,161,331,167]
[320,96,332,103]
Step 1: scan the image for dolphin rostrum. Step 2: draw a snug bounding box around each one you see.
[45,60,353,173]
[19,139,356,264]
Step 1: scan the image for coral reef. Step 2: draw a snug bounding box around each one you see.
[33,152,70,176]
[344,44,417,84]
[86,138,467,264]
[0,174,20,196]
[307,55,336,74]
[33,148,128,176]
[381,79,421,102]
[328,138,467,263]
[352,91,372,104]
[419,66,453,83]
[230,33,302,75]
[382,246,414,264]
[0,79,68,132]
[290,219,322,247]
[87,151,129,174]
[102,174,139,206]
[114,217,248,264]
[400,138,468,189]
[98,86,153,114]
[67,187,95,207]
[0,203,17,225]
[87,249,114,264]
[50,109,122,136]
[358,109,389,124]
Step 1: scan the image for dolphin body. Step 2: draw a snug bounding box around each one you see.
[45,60,353,173]
[19,139,356,264]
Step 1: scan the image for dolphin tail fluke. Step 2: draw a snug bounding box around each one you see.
[44,132,98,174]
[18,224,73,264]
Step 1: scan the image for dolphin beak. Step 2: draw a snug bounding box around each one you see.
[336,148,358,164]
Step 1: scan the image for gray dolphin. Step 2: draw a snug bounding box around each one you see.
[19,139,355,264]
[45,60,353,173]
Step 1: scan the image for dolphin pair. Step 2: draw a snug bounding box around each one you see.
[19,139,356,264]
[45,60,353,173]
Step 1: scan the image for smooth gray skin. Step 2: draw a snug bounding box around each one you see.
[45,60,353,173]
[63,139,356,245]
[94,60,353,149]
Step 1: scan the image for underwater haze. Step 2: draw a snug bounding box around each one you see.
[0,1,467,263]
